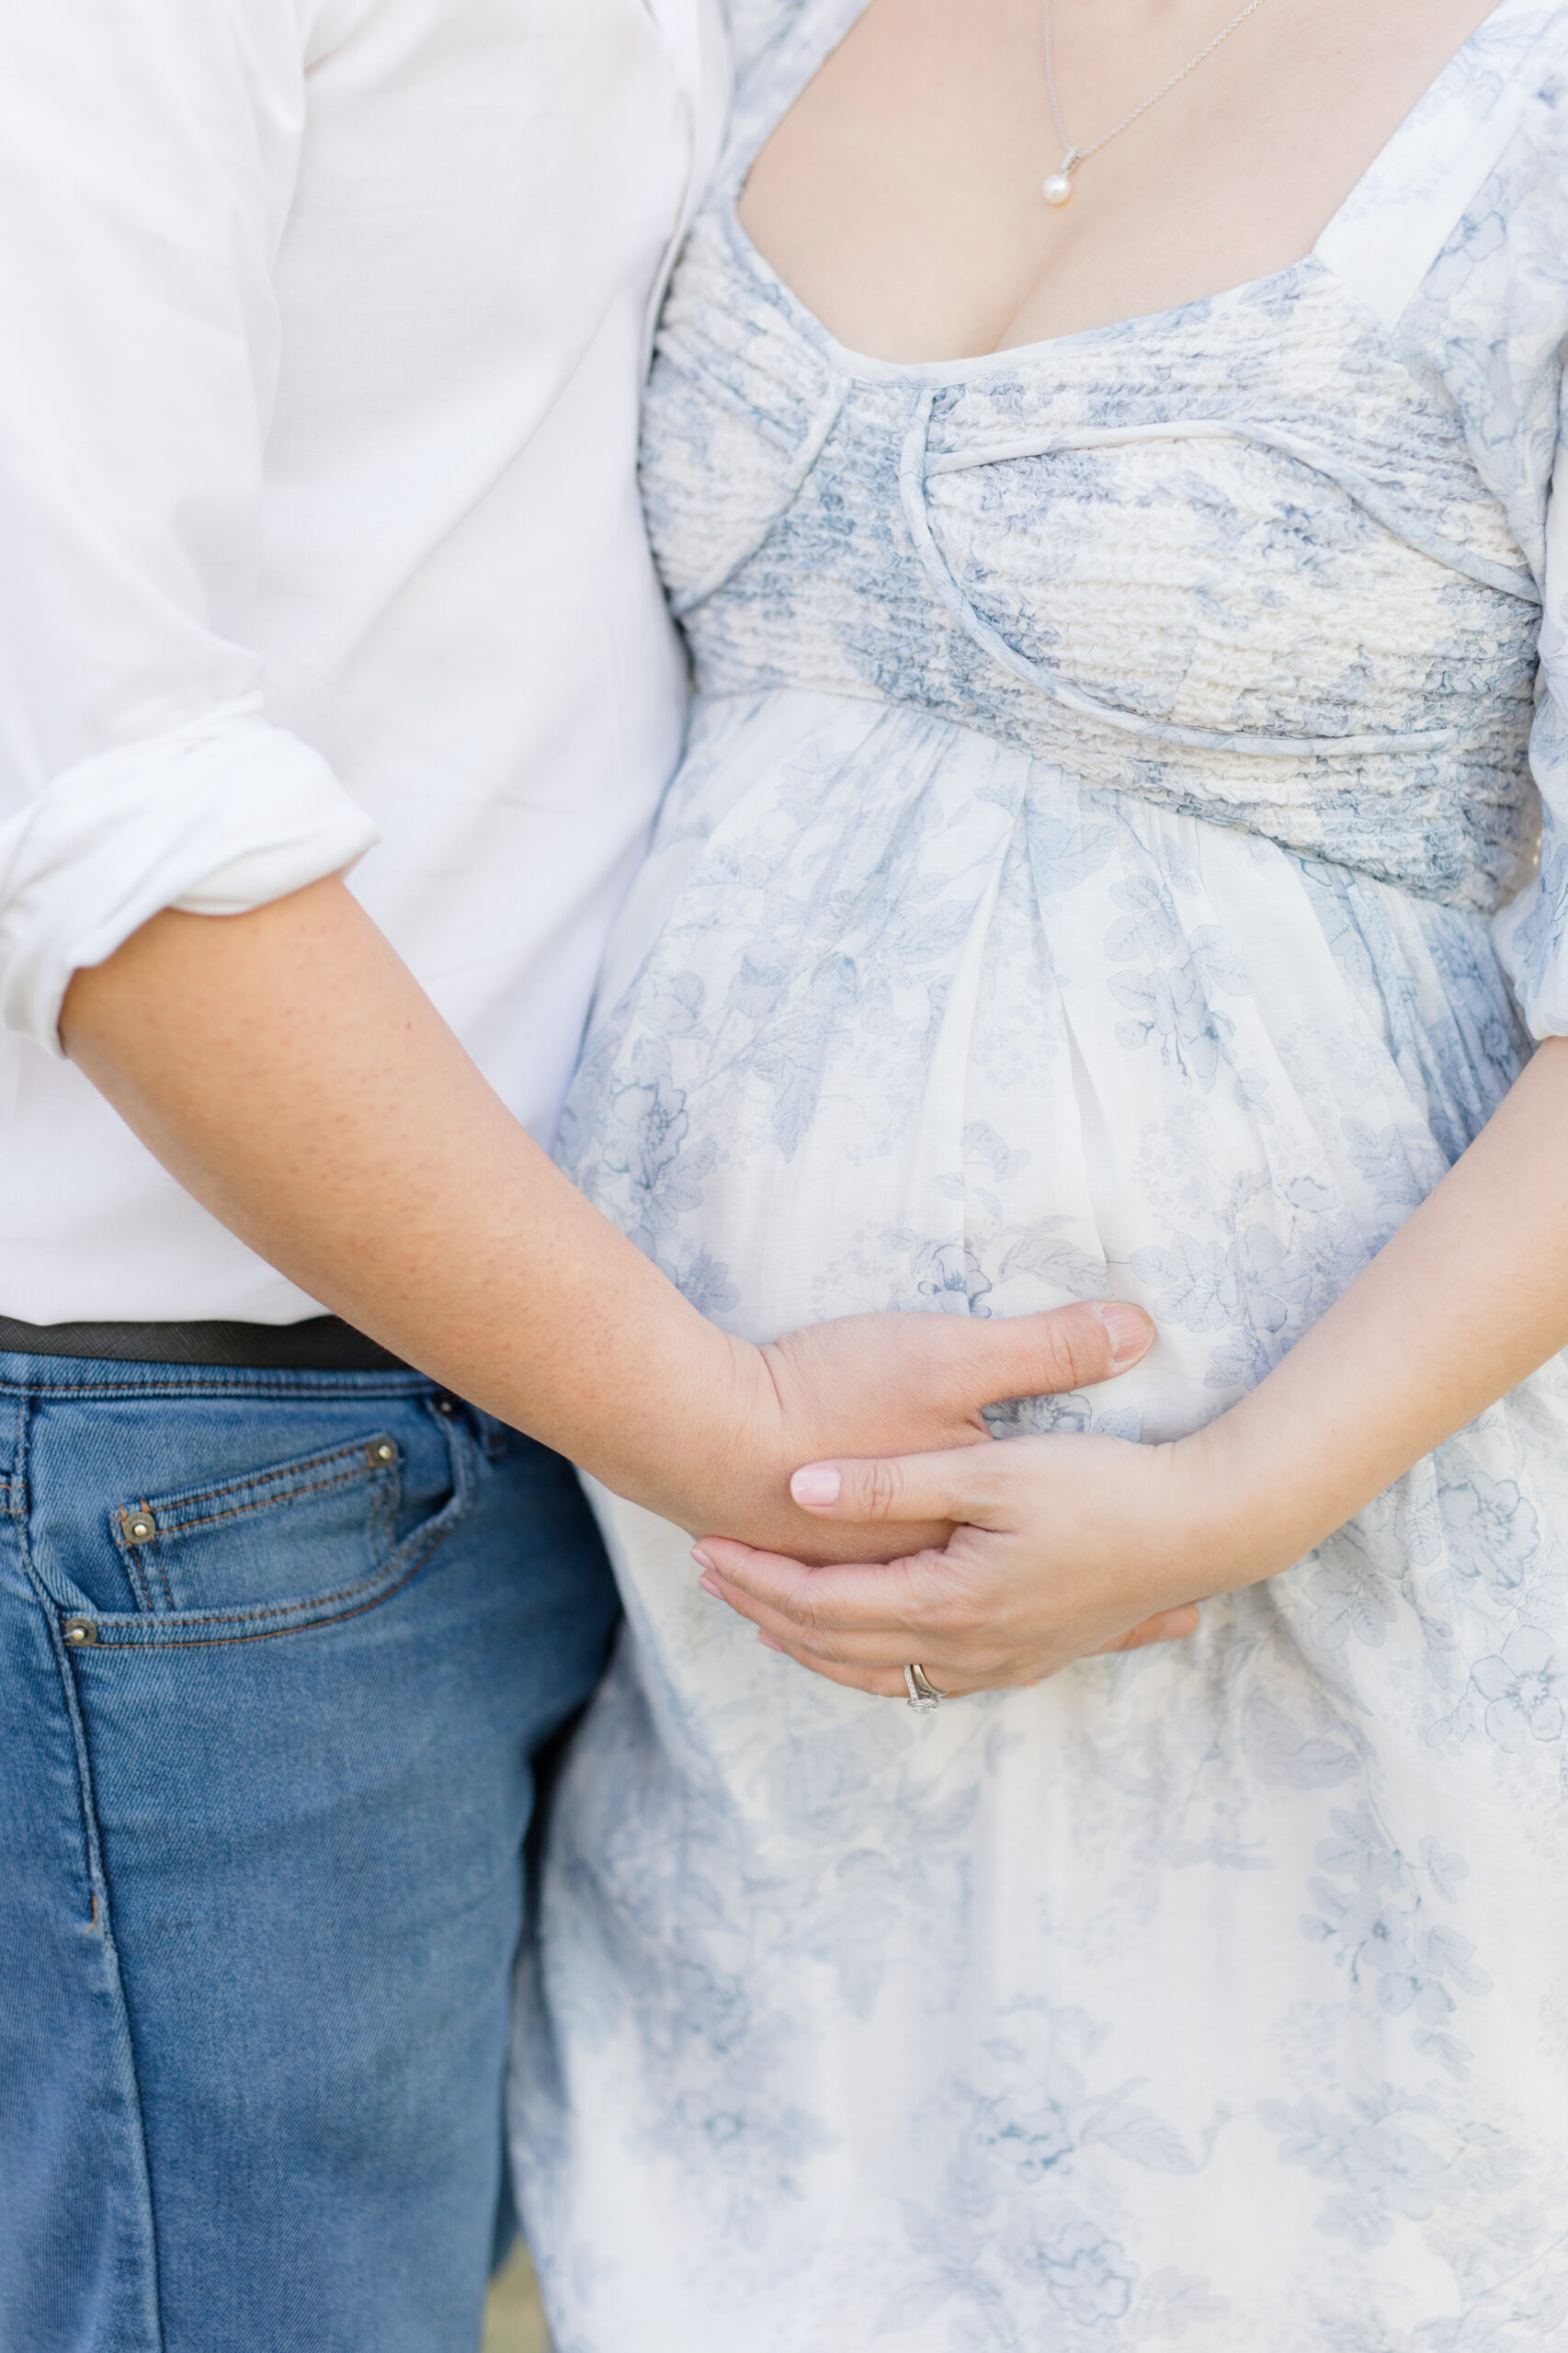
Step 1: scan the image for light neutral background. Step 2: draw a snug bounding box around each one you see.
[483,2243,551,2353]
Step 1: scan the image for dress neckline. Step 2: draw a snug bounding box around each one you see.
[714,0,1559,385]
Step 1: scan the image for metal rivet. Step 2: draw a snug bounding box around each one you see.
[122,1512,155,1544]
[434,1397,459,1418]
[372,1440,397,1463]
[63,1617,98,1647]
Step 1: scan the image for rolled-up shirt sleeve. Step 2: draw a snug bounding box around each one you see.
[0,0,380,1055]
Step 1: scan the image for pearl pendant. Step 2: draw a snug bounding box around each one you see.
[1042,171,1074,205]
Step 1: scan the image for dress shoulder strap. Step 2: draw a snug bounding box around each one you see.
[1316,0,1568,330]
[715,0,871,199]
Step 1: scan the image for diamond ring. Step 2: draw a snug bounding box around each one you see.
[903,1664,944,1711]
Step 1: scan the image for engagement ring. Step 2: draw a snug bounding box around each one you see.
[903,1664,945,1711]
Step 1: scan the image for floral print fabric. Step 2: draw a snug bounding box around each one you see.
[513,6,1568,2347]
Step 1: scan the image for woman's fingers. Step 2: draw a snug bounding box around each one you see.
[692,1535,950,1635]
[696,1545,1201,1677]
[698,1559,993,1670]
[749,1611,1198,1700]
[699,1563,882,1660]
[787,1441,1017,1528]
[755,1637,920,1702]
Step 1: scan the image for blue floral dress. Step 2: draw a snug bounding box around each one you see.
[514,6,1568,2346]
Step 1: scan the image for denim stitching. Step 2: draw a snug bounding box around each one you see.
[164,1461,382,1532]
[128,1457,390,1541]
[113,1523,168,1616]
[72,1413,475,1647]
[108,1438,396,1612]
[13,1386,170,2342]
[3,1383,24,1509]
[114,1460,395,1616]
[150,1544,175,1614]
[0,1370,431,1404]
[78,1516,459,1650]
[122,1438,394,1526]
[91,1524,393,1626]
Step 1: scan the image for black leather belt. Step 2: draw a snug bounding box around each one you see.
[0,1313,412,1373]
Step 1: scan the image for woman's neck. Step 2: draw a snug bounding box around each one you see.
[737,0,1506,364]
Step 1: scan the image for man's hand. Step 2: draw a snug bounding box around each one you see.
[62,877,1180,1577]
[724,1294,1164,1562]
[691,1427,1215,1693]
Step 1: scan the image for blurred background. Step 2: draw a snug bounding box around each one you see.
[483,2243,551,2353]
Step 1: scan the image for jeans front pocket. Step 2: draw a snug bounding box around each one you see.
[112,1433,411,1616]
[35,1388,479,1651]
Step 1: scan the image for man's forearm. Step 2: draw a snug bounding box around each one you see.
[62,875,761,1521]
[62,873,1175,1574]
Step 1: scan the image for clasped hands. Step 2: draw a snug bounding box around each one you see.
[692,1299,1235,1701]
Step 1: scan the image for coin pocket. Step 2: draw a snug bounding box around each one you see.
[108,1430,408,1618]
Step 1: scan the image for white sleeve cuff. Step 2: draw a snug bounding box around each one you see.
[0,701,381,1054]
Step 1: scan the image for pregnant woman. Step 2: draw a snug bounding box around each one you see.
[517,1,1568,2343]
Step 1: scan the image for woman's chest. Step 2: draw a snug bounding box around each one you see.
[642,233,1537,802]
[734,0,1506,365]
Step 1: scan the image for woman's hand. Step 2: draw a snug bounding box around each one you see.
[692,1427,1229,1697]
[697,1039,1568,1696]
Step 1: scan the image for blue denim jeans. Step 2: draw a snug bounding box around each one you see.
[0,1352,619,2353]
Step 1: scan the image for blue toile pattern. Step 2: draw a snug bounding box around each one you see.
[514,3,1568,2346]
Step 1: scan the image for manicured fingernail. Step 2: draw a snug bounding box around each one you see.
[758,1632,785,1653]
[1094,1300,1151,1370]
[691,1545,715,1570]
[790,1465,841,1507]
[699,1572,722,1599]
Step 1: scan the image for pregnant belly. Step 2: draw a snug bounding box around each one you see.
[559,688,1528,1445]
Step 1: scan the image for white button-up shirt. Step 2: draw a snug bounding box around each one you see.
[0,0,726,1323]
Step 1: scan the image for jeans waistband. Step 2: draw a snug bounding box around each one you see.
[0,1314,412,1373]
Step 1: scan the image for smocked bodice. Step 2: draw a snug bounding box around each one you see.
[640,18,1551,915]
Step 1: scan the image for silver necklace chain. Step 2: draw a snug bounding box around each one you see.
[1041,0,1274,201]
